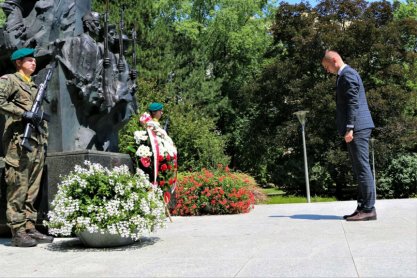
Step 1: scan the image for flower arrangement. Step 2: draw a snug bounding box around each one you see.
[44,161,166,240]
[171,165,257,216]
[128,112,178,205]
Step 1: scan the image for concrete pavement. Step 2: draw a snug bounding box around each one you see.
[0,199,416,277]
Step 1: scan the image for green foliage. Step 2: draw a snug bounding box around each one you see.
[394,0,417,20]
[377,153,417,198]
[94,0,233,171]
[96,0,416,200]
[118,80,230,172]
[309,162,333,196]
[170,108,230,171]
[102,0,270,172]
[172,166,257,216]
[234,0,417,199]
[0,0,5,26]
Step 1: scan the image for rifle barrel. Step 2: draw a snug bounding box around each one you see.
[117,6,125,72]
[102,0,113,111]
[20,62,56,152]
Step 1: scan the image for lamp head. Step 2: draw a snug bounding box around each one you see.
[293,110,309,125]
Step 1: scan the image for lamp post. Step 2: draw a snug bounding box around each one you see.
[370,138,377,196]
[294,110,311,203]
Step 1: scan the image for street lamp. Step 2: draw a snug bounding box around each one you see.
[294,110,311,203]
[370,138,377,195]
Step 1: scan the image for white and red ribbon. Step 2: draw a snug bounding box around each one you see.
[147,128,160,185]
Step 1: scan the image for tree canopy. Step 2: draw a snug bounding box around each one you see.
[91,0,417,198]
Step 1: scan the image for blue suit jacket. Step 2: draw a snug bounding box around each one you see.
[336,65,374,136]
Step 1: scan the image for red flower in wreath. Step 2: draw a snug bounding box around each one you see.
[140,157,151,168]
[160,164,168,172]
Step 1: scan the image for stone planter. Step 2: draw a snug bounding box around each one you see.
[77,230,135,248]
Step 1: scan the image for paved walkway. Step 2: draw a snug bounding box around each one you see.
[0,199,416,277]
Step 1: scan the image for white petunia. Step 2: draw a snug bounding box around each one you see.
[44,159,166,239]
[134,130,148,143]
[135,145,153,157]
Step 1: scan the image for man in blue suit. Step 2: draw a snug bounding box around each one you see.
[322,50,377,221]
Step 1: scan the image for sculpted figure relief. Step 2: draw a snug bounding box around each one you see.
[0,0,137,153]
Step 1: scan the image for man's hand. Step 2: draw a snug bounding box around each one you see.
[345,129,354,143]
[22,111,42,126]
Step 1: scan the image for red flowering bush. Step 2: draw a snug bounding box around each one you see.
[171,165,257,216]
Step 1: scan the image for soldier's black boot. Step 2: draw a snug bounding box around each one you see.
[11,228,37,247]
[27,228,54,243]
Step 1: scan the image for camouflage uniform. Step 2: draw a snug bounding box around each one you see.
[0,72,48,231]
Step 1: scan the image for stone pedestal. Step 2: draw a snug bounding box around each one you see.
[46,150,133,204]
[0,151,133,236]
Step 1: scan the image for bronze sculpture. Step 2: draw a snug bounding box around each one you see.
[0,0,137,153]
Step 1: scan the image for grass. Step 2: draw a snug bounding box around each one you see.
[262,187,285,195]
[260,187,337,204]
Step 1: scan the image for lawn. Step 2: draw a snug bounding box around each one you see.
[260,187,337,204]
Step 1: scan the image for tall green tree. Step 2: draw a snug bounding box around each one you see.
[92,0,276,171]
[93,0,231,170]
[236,0,417,198]
[394,0,417,20]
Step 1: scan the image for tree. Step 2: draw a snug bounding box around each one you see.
[394,0,417,20]
[235,0,417,199]
[93,0,231,171]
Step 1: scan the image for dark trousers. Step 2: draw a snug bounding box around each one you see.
[347,128,376,211]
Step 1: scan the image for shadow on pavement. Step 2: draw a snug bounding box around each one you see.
[0,236,161,250]
[0,237,159,252]
[269,214,342,220]
[0,238,11,246]
[44,236,160,252]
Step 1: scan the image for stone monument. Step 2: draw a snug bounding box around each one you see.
[0,0,137,234]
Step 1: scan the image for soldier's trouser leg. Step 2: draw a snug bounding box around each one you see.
[25,142,44,228]
[6,140,44,231]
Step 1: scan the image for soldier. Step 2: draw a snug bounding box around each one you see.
[0,48,53,247]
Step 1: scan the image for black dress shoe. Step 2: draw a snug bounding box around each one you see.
[27,229,54,243]
[343,209,360,219]
[346,209,377,221]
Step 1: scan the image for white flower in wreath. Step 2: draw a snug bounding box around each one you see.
[165,143,177,157]
[136,145,153,158]
[134,130,148,143]
[158,135,176,157]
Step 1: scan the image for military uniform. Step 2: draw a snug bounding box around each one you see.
[0,72,48,231]
[0,48,53,247]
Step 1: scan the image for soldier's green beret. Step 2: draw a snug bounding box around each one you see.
[10,48,36,61]
[148,102,164,111]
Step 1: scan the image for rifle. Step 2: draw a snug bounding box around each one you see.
[117,5,125,72]
[102,0,113,111]
[163,117,170,134]
[21,61,56,152]
[130,25,137,81]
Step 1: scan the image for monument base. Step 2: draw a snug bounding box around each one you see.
[0,150,133,237]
